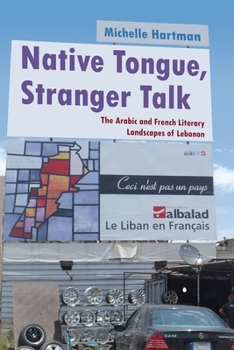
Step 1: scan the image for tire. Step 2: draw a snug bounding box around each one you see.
[19,324,46,348]
[17,347,36,350]
[161,290,178,304]
[39,340,67,350]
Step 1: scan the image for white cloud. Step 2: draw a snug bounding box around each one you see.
[213,163,234,193]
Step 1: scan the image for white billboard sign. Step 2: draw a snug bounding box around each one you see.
[4,141,216,242]
[100,142,216,241]
[97,21,209,47]
[8,40,212,141]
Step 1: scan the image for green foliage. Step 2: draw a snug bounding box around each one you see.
[0,327,15,350]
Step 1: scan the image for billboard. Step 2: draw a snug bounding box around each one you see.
[8,40,212,141]
[3,140,216,242]
[97,21,209,47]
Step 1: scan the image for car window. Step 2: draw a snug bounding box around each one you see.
[125,309,143,330]
[148,308,226,328]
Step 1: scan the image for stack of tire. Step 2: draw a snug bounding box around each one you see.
[17,324,66,350]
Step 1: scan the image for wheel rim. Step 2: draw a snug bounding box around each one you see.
[44,345,64,350]
[110,310,124,325]
[64,310,80,326]
[96,310,110,325]
[62,287,81,306]
[162,290,178,304]
[128,289,146,305]
[24,325,44,345]
[84,286,103,305]
[80,329,96,342]
[96,346,111,350]
[80,310,95,326]
[96,328,110,344]
[63,328,80,345]
[106,289,124,306]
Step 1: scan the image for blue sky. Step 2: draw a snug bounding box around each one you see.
[0,0,234,241]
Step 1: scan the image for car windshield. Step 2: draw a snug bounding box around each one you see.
[147,308,226,328]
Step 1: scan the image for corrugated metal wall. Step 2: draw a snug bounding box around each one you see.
[1,259,162,323]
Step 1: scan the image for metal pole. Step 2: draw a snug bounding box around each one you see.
[197,269,200,306]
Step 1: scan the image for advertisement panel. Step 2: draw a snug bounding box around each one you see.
[8,40,212,141]
[3,141,216,242]
[97,21,209,47]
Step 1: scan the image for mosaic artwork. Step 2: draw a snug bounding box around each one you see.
[4,141,99,242]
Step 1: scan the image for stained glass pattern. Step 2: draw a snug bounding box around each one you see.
[4,141,100,242]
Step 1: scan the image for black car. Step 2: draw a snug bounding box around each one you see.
[113,304,234,350]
